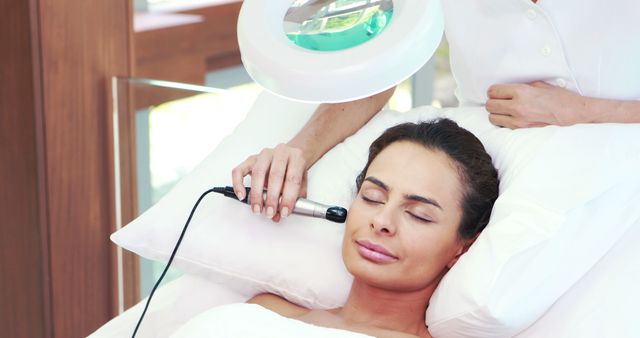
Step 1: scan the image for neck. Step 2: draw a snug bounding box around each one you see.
[335,277,441,337]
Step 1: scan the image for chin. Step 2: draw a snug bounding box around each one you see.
[346,252,444,292]
[344,248,400,288]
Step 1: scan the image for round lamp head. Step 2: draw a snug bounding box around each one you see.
[238,0,444,103]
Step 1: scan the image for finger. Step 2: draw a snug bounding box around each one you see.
[249,149,273,214]
[488,113,517,129]
[485,98,515,116]
[299,172,308,198]
[231,157,254,201]
[528,122,550,128]
[487,84,522,99]
[278,155,306,218]
[490,113,547,129]
[530,80,553,88]
[264,146,289,218]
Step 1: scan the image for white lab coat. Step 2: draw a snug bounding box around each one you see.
[442,0,640,105]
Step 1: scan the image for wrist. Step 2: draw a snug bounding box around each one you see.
[565,95,601,125]
[286,103,353,168]
[580,96,622,124]
[286,137,317,169]
[572,95,594,124]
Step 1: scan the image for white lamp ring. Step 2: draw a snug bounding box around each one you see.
[238,0,444,103]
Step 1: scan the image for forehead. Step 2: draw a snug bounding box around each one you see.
[366,141,464,206]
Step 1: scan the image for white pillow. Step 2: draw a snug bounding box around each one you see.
[515,216,640,338]
[427,114,640,336]
[111,91,640,336]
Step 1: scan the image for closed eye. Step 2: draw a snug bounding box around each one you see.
[362,196,384,204]
[406,211,432,223]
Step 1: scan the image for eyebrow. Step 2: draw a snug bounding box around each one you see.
[363,176,443,210]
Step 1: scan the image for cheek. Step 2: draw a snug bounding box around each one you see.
[401,231,460,274]
[342,209,362,266]
[342,202,385,275]
[344,199,369,234]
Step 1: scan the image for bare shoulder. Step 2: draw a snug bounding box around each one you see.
[247,293,309,318]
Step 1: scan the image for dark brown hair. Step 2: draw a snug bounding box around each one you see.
[355,119,499,240]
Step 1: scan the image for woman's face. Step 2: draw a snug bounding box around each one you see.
[342,141,466,292]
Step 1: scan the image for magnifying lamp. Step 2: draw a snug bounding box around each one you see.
[237,0,444,103]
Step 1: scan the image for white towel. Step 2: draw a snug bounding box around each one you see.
[171,303,374,338]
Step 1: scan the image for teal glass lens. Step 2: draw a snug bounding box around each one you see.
[284,0,394,52]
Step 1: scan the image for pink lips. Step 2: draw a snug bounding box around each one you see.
[356,240,398,263]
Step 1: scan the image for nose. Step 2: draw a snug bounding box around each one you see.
[370,205,397,236]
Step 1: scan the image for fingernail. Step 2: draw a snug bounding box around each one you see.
[280,207,289,218]
[236,190,245,201]
[266,207,274,218]
[252,204,261,214]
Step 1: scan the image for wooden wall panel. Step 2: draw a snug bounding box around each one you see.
[1,0,133,336]
[181,3,243,70]
[135,53,206,85]
[134,1,242,84]
[0,1,48,336]
[36,0,133,335]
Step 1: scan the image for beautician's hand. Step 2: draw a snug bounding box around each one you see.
[232,144,308,222]
[486,81,586,129]
[230,87,395,223]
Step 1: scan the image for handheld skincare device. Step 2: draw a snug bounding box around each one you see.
[213,186,347,223]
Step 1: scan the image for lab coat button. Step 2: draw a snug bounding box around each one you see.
[556,78,567,88]
[526,9,537,20]
[541,46,552,57]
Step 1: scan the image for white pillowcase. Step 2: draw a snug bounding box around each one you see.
[427,114,640,336]
[111,91,640,336]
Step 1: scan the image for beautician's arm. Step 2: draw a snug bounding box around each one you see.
[231,87,395,221]
[486,81,640,129]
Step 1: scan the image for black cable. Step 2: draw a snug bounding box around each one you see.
[132,188,216,338]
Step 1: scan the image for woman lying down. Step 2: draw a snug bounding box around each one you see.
[174,119,499,338]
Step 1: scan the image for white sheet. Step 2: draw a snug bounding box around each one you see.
[171,303,373,338]
[89,275,248,338]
